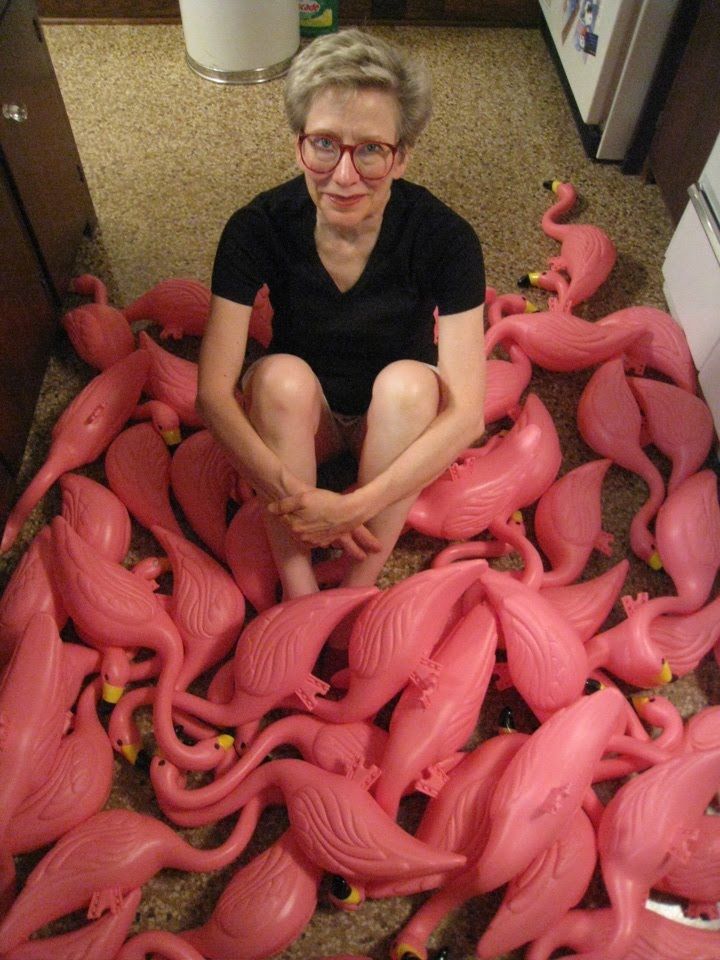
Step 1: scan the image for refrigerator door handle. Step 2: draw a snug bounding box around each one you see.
[688,183,720,265]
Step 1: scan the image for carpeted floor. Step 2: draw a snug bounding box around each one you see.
[2,21,719,960]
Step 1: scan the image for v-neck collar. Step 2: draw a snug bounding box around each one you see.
[305,183,398,297]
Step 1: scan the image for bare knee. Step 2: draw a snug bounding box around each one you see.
[246,354,322,431]
[369,360,440,428]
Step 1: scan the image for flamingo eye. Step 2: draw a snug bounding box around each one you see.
[329,874,363,908]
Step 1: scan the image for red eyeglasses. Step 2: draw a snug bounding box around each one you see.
[298,133,399,180]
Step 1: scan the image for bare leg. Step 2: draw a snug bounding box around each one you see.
[245,354,340,600]
[342,360,441,589]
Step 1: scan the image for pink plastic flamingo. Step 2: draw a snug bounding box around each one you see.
[123,277,211,338]
[138,330,203,428]
[49,515,233,771]
[535,178,617,311]
[502,391,564,509]
[224,496,279,611]
[476,807,597,958]
[484,297,641,371]
[9,680,114,856]
[579,748,720,960]
[170,429,241,561]
[406,423,543,540]
[181,829,322,960]
[653,810,720,918]
[596,303,697,393]
[483,290,535,422]
[655,591,720,677]
[247,282,274,348]
[105,422,185,537]
[540,559,630,642]
[372,600,498,819]
[0,796,267,953]
[149,523,246,691]
[479,565,589,720]
[628,375,714,492]
[0,526,66,670]
[59,472,131,562]
[533,458,614,586]
[114,929,206,960]
[582,474,720,686]
[308,560,488,724]
[131,397,183,445]
[150,756,466,886]
[0,612,68,914]
[3,888,142,960]
[390,686,627,960]
[652,468,720,606]
[0,348,151,554]
[169,586,377,728]
[153,714,387,812]
[577,357,665,567]
[367,725,529,901]
[61,273,135,370]
[587,469,720,685]
[526,905,720,960]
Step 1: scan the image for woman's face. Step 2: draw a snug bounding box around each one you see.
[296,86,409,231]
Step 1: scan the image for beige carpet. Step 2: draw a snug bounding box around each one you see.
[2,21,718,960]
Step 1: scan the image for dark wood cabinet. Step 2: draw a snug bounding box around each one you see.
[0,0,96,518]
[645,0,720,224]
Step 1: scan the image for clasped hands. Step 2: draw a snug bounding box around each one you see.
[267,486,382,561]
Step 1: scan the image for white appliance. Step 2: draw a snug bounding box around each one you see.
[662,130,720,439]
[539,0,680,161]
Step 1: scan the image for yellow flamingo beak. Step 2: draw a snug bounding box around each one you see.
[121,743,140,765]
[102,682,124,704]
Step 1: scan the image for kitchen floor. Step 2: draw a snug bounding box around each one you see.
[3,20,719,960]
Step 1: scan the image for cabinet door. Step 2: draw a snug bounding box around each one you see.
[0,0,95,300]
[0,167,57,477]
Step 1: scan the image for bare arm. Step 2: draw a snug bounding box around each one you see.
[196,295,305,502]
[269,303,486,542]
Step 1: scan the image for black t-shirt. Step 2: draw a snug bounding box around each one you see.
[212,176,485,414]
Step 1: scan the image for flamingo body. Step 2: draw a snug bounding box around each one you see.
[138,330,203,427]
[479,566,589,719]
[171,587,378,727]
[407,424,542,540]
[182,830,321,960]
[0,527,66,671]
[170,429,240,561]
[123,277,211,337]
[150,524,246,690]
[3,888,142,960]
[0,349,151,554]
[310,560,488,723]
[533,458,613,587]
[105,422,184,537]
[597,304,697,392]
[372,601,498,818]
[628,376,714,492]
[62,273,135,370]
[59,472,131,563]
[539,179,617,310]
[477,808,597,957]
[10,681,113,854]
[577,357,665,564]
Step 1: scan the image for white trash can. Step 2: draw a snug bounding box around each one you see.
[179,0,300,85]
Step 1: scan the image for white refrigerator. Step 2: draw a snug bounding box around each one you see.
[539,0,680,161]
[663,131,720,441]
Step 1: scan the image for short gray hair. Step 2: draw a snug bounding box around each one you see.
[284,28,432,148]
